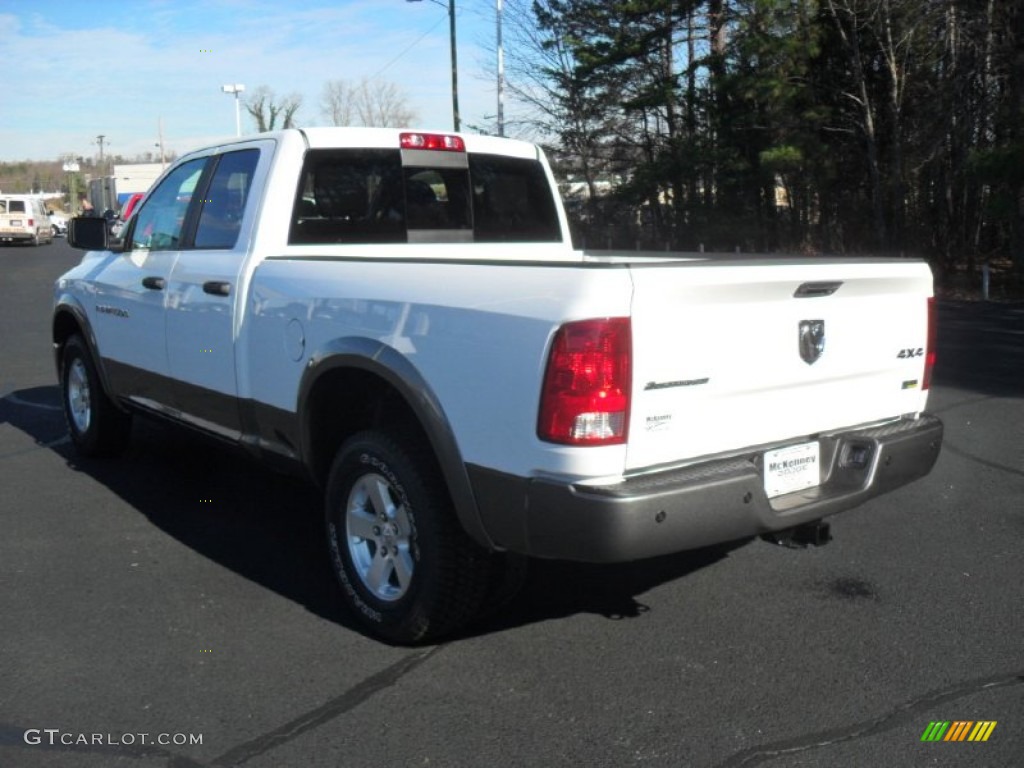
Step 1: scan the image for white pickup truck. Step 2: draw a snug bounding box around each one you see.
[54,128,943,643]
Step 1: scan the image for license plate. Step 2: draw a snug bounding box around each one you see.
[9,220,21,226]
[764,441,820,498]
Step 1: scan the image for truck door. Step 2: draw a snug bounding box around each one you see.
[92,156,209,408]
[163,147,262,438]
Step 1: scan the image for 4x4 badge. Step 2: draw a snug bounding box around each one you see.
[799,319,825,364]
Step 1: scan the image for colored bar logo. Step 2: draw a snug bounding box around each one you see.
[920,721,997,742]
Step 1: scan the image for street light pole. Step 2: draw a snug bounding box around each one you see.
[407,0,459,132]
[156,117,167,168]
[94,135,111,211]
[62,156,80,214]
[221,84,246,136]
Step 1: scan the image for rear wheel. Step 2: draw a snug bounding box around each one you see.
[60,334,132,456]
[325,430,490,644]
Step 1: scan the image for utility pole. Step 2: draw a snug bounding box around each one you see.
[95,135,107,171]
[407,0,459,132]
[448,0,459,131]
[496,0,504,136]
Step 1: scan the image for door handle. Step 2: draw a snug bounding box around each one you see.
[203,281,231,296]
[142,276,165,290]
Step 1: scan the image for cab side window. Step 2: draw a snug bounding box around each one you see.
[129,158,207,251]
[194,149,259,250]
[289,150,405,245]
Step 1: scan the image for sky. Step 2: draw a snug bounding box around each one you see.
[0,0,506,163]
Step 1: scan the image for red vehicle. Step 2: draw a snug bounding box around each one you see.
[120,192,145,222]
[109,193,145,237]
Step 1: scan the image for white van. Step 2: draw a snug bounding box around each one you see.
[0,195,55,245]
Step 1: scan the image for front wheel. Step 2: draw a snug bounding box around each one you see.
[60,335,132,456]
[325,430,490,644]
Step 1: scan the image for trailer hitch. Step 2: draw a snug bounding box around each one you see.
[761,520,832,549]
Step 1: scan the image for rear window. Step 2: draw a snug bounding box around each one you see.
[403,168,472,235]
[288,150,561,245]
[3,200,27,214]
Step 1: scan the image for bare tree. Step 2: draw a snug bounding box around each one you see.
[245,86,302,132]
[320,80,357,126]
[320,78,418,127]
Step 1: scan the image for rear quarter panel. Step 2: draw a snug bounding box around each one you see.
[245,253,633,481]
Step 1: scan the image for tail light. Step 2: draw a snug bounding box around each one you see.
[400,132,465,152]
[923,296,937,390]
[537,318,631,445]
[27,218,34,227]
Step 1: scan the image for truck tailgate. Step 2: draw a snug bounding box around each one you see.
[625,258,934,472]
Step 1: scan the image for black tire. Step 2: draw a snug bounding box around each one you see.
[60,334,132,456]
[325,430,491,644]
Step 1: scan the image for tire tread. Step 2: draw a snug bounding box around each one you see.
[61,334,131,456]
[326,429,491,644]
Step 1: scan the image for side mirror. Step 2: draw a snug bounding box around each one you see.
[68,216,120,251]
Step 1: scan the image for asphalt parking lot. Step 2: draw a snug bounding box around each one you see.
[1,240,1021,767]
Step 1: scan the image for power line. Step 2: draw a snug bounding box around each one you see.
[370,14,447,80]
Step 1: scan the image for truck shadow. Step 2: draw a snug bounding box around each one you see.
[934,300,1024,398]
[470,544,737,640]
[1,384,737,642]
[4,300,1017,642]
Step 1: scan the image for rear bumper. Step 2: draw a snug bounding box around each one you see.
[469,414,943,562]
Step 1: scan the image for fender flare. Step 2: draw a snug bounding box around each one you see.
[297,337,494,550]
[52,296,124,412]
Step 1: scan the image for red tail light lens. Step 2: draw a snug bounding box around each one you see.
[923,296,937,390]
[538,318,631,445]
[399,132,465,152]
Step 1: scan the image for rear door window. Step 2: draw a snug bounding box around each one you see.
[193,149,259,249]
